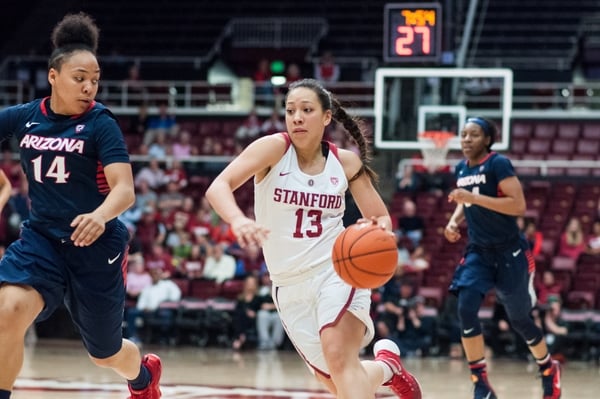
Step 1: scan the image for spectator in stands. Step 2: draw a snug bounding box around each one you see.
[182,243,205,279]
[393,295,436,357]
[231,274,262,350]
[135,205,166,254]
[486,301,528,359]
[157,180,184,218]
[143,102,179,145]
[256,272,285,350]
[171,130,197,160]
[145,242,176,279]
[118,202,142,233]
[125,254,152,303]
[235,109,262,144]
[234,244,266,277]
[376,277,418,340]
[535,270,563,308]
[542,295,568,359]
[253,58,274,106]
[584,219,600,256]
[122,63,147,106]
[0,149,22,188]
[557,216,587,260]
[437,295,463,359]
[402,245,431,274]
[285,62,302,84]
[147,130,170,160]
[396,162,420,194]
[129,103,150,137]
[164,158,188,190]
[519,217,543,257]
[203,241,237,284]
[124,267,182,345]
[260,108,286,136]
[314,50,340,83]
[134,177,158,210]
[134,157,167,190]
[396,199,425,248]
[209,215,237,246]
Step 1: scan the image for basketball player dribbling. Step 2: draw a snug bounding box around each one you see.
[444,117,561,399]
[206,78,422,399]
[0,13,161,399]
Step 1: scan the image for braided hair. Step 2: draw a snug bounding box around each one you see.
[286,78,379,183]
[48,12,99,70]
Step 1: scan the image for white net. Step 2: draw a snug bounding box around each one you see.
[418,131,454,172]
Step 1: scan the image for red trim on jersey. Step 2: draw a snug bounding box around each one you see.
[466,151,496,167]
[39,98,96,118]
[279,132,292,151]
[326,141,340,160]
[40,97,50,116]
[96,161,110,194]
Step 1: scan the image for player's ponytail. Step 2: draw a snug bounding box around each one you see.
[48,12,100,70]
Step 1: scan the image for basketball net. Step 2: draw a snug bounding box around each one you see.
[417,131,454,172]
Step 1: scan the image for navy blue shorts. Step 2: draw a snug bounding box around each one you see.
[0,220,129,358]
[449,236,537,310]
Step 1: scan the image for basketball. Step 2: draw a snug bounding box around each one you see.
[332,223,398,289]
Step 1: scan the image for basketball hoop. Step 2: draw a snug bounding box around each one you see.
[417,131,455,171]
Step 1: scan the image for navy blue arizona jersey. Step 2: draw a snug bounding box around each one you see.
[454,152,520,247]
[0,98,130,239]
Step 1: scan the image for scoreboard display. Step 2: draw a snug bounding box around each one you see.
[383,2,442,63]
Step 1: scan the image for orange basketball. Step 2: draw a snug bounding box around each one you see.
[332,223,398,289]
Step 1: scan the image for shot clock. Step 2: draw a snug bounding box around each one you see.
[383,2,442,63]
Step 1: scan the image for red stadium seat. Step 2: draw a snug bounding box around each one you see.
[533,123,557,139]
[556,123,581,139]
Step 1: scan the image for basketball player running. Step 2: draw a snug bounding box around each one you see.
[0,13,161,399]
[444,117,561,399]
[206,78,421,399]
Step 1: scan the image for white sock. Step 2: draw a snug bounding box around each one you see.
[378,361,395,384]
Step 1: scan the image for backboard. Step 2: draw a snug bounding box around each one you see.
[374,68,513,151]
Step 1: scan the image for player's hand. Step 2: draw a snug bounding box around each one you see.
[70,212,106,246]
[447,188,474,205]
[356,217,394,236]
[444,221,461,243]
[231,216,269,248]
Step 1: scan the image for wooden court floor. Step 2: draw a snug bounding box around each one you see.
[12,339,600,398]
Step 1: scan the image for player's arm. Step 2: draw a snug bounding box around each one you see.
[0,170,12,213]
[70,162,135,246]
[445,203,465,243]
[205,134,286,246]
[449,176,526,217]
[340,149,392,232]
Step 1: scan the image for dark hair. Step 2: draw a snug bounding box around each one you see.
[286,78,378,183]
[466,116,497,151]
[48,12,99,70]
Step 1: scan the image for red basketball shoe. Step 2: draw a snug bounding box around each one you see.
[373,339,422,399]
[541,360,561,399]
[128,354,162,399]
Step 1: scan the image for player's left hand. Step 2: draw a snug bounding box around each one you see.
[70,212,106,246]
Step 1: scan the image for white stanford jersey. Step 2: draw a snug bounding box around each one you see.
[255,134,347,286]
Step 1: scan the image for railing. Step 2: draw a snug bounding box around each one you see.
[3,78,600,119]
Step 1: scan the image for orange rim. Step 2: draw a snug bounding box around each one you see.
[418,131,455,148]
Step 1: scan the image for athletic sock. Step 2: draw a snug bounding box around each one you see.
[536,353,552,371]
[127,363,151,390]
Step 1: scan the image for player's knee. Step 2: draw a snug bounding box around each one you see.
[509,315,541,343]
[457,289,483,337]
[0,289,40,333]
